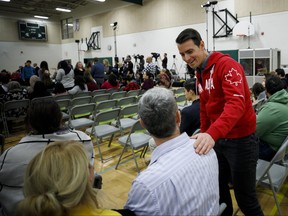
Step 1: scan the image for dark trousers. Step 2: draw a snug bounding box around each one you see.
[258,139,277,161]
[214,133,263,216]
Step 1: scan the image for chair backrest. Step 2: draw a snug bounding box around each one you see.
[54,94,72,101]
[56,99,70,111]
[130,119,144,133]
[176,94,186,103]
[256,136,288,189]
[96,99,117,112]
[91,89,106,96]
[4,99,30,111]
[92,93,111,104]
[72,91,91,98]
[70,96,92,108]
[120,104,138,118]
[127,89,140,97]
[106,88,119,94]
[111,91,127,100]
[174,87,185,95]
[94,108,121,124]
[69,103,96,120]
[117,96,136,108]
[31,96,54,105]
[271,136,288,164]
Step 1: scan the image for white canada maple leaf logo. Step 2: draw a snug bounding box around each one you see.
[225,68,242,86]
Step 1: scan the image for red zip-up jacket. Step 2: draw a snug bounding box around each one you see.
[196,52,256,141]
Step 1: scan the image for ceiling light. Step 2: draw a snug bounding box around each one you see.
[94,0,106,2]
[0,0,10,2]
[56,8,71,12]
[34,15,49,19]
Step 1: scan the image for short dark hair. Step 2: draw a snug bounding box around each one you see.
[275,68,285,77]
[175,28,202,46]
[265,76,284,95]
[184,78,197,94]
[252,82,265,97]
[26,100,62,134]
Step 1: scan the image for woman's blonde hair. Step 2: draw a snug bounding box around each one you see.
[16,141,98,216]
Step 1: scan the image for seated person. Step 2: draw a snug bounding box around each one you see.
[141,71,154,90]
[0,100,94,216]
[101,73,119,90]
[180,78,200,136]
[124,87,219,216]
[84,70,99,91]
[123,76,140,91]
[256,76,288,161]
[29,81,51,100]
[68,75,88,95]
[16,141,125,216]
[52,82,68,95]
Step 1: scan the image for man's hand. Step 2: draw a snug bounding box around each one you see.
[191,133,215,155]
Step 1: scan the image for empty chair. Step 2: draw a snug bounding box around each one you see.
[110,91,127,100]
[126,89,140,97]
[96,99,117,113]
[115,120,151,173]
[55,99,70,121]
[91,89,106,96]
[92,93,111,105]
[106,88,119,94]
[2,99,30,136]
[176,94,187,106]
[117,96,136,108]
[70,96,92,109]
[30,96,54,105]
[255,137,288,216]
[174,87,185,95]
[86,108,121,162]
[67,103,96,130]
[112,104,138,131]
[54,94,72,101]
[72,91,91,98]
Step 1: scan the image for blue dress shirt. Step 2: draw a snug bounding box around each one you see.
[124,133,219,216]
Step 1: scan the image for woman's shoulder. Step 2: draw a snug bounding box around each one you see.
[70,206,121,216]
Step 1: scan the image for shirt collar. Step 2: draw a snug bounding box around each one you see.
[197,52,211,73]
[150,133,191,165]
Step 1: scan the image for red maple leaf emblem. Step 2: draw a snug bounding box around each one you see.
[224,68,242,86]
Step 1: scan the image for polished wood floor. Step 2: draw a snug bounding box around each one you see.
[3,130,288,216]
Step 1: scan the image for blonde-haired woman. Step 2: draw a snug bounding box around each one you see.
[16,141,123,216]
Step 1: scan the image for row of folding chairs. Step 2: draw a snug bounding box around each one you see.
[67,103,150,172]
[54,89,144,101]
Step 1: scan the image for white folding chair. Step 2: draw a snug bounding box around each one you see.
[67,103,95,130]
[115,120,151,173]
[86,108,121,162]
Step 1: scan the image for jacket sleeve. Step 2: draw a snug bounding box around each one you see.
[206,60,248,141]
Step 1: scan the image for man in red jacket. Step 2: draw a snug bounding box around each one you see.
[176,28,263,216]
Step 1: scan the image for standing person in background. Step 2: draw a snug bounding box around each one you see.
[91,57,105,87]
[33,63,39,76]
[84,70,99,92]
[21,60,35,86]
[275,68,288,89]
[176,28,263,216]
[74,61,85,77]
[161,53,168,69]
[56,60,74,90]
[38,61,49,81]
[180,78,200,136]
